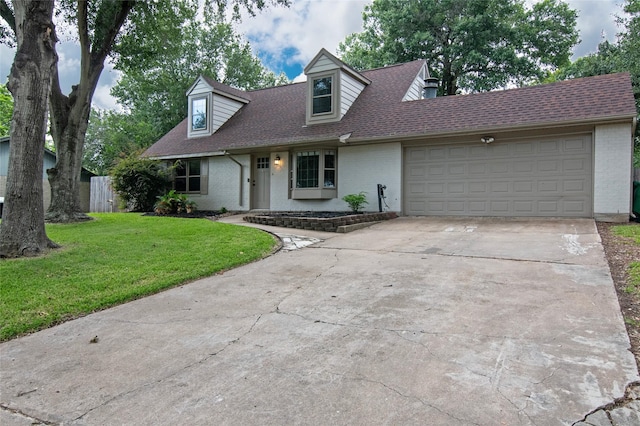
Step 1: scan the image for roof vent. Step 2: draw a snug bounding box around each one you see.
[423,77,439,99]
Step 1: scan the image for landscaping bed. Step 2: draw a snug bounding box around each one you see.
[244,211,398,232]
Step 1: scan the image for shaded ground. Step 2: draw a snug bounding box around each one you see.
[598,222,640,369]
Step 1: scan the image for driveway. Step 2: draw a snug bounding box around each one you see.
[1,217,638,425]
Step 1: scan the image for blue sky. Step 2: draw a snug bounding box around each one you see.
[0,0,626,110]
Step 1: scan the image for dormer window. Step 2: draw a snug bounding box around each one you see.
[191,98,207,131]
[312,77,333,115]
[306,71,339,123]
[304,49,370,126]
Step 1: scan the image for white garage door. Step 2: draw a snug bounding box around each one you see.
[404,135,593,217]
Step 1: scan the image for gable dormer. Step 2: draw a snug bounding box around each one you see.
[304,49,371,125]
[186,76,250,138]
[403,62,433,101]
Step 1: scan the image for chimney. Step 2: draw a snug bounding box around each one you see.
[422,77,439,99]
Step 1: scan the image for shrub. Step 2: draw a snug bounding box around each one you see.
[110,153,171,212]
[342,192,368,213]
[154,190,197,215]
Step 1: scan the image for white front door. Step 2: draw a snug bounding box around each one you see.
[252,155,271,209]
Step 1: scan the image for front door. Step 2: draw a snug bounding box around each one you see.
[252,155,271,209]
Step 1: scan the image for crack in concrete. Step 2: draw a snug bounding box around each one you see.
[571,381,640,426]
[347,374,482,425]
[71,314,266,423]
[315,244,585,267]
[0,403,56,425]
[496,387,536,425]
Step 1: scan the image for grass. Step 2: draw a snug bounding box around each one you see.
[613,224,640,296]
[0,213,278,341]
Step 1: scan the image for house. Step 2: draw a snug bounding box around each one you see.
[0,136,94,212]
[144,49,637,222]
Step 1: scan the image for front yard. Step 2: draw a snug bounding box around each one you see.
[0,213,278,341]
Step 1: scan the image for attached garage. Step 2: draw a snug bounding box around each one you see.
[404,134,593,217]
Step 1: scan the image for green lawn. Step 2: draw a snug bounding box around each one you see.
[613,224,640,295]
[0,213,278,341]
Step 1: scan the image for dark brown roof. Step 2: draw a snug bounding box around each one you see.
[145,63,636,158]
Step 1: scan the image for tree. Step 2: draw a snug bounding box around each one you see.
[0,83,12,137]
[107,16,288,145]
[337,0,579,95]
[548,0,640,166]
[0,0,290,226]
[83,108,156,175]
[0,0,289,258]
[0,0,58,257]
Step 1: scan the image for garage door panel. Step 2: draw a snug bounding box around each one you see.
[513,181,533,193]
[564,180,585,192]
[404,135,592,217]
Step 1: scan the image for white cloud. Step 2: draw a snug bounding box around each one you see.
[565,0,624,57]
[236,0,370,72]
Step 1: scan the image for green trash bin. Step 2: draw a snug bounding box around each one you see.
[634,181,640,216]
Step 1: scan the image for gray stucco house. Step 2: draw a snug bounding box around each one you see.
[145,49,637,222]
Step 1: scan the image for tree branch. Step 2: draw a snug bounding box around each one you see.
[0,0,15,33]
[77,0,90,62]
[91,1,135,68]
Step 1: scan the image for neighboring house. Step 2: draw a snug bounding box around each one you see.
[145,48,638,222]
[0,136,94,212]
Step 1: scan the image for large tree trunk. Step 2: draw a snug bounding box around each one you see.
[46,72,96,223]
[0,0,59,258]
[45,0,133,223]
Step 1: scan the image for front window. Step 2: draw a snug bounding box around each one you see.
[191,98,207,131]
[295,150,335,189]
[174,159,201,193]
[312,77,332,115]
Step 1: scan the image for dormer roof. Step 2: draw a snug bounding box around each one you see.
[186,76,251,104]
[304,48,371,86]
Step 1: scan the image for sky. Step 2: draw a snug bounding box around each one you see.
[0,0,627,111]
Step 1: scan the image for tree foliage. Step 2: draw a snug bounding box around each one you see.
[83,108,156,175]
[109,154,171,212]
[0,83,12,137]
[337,0,579,95]
[549,0,640,167]
[104,13,288,149]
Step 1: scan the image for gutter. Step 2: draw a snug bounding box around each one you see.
[223,152,244,207]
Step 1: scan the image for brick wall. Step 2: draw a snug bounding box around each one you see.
[244,212,397,232]
[594,123,634,221]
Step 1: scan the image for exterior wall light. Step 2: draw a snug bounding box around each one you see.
[480,136,495,144]
[274,155,281,166]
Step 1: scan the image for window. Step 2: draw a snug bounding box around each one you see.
[312,77,332,115]
[324,150,335,188]
[191,98,207,131]
[292,149,337,199]
[174,159,201,193]
[296,151,319,188]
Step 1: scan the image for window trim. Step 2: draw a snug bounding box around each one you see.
[187,94,213,138]
[173,158,202,194]
[291,148,337,199]
[306,71,340,124]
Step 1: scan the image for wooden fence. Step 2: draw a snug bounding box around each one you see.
[90,176,120,213]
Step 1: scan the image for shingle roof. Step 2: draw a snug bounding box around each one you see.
[144,62,636,158]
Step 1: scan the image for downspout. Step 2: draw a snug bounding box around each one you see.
[224,152,243,207]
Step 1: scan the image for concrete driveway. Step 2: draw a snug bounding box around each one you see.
[1,217,638,425]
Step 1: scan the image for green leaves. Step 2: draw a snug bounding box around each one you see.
[338,0,579,95]
[0,83,12,137]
